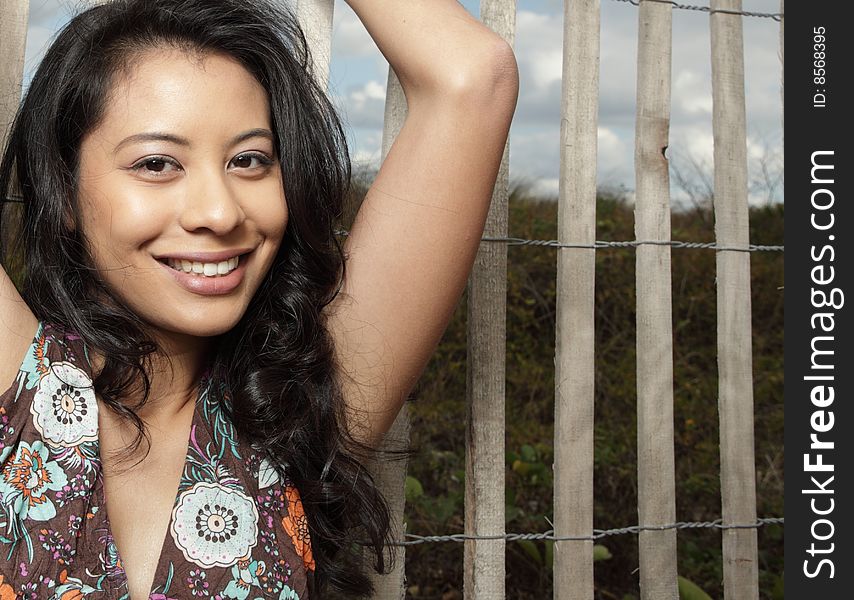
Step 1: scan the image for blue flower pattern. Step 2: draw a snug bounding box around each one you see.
[0,321,311,598]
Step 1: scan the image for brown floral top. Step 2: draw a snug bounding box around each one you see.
[0,321,314,599]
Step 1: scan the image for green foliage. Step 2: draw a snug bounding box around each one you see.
[400,186,783,598]
[593,545,613,562]
[405,476,424,503]
[678,575,713,600]
[514,540,611,570]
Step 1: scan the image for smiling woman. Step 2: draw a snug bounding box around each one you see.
[0,0,517,598]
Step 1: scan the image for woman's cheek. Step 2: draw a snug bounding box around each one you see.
[105,185,173,238]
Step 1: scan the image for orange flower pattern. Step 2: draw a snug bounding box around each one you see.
[32,329,50,377]
[282,485,316,571]
[0,574,16,600]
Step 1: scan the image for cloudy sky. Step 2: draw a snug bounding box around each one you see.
[23,0,784,204]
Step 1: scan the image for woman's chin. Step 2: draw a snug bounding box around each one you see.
[144,311,245,341]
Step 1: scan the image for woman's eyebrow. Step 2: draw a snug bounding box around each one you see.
[114,132,189,152]
[229,128,275,147]
[114,128,274,152]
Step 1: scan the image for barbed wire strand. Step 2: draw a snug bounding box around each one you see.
[332,229,783,253]
[381,517,783,546]
[610,0,783,21]
[481,236,783,252]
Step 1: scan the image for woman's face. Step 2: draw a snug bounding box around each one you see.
[77,48,287,341]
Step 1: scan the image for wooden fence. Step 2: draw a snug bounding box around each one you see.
[0,0,783,598]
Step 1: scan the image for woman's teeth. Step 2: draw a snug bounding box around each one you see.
[165,256,239,277]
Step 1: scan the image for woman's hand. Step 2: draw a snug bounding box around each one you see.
[327,0,519,448]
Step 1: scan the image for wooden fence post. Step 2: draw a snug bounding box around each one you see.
[295,0,335,88]
[366,68,411,600]
[634,1,678,598]
[780,0,786,126]
[463,3,517,599]
[0,0,30,146]
[554,1,600,599]
[710,2,759,598]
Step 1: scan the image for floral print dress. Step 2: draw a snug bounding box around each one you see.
[1,321,314,599]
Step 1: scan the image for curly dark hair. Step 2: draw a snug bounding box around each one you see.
[0,0,397,596]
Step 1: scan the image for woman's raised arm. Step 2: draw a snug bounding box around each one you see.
[324,0,519,447]
[0,266,38,391]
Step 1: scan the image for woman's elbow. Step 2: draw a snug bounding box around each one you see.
[436,36,520,115]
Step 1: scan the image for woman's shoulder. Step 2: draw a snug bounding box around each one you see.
[0,318,94,409]
[1,319,96,456]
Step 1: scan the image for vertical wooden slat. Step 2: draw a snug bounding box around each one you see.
[367,68,410,600]
[634,1,677,598]
[463,3,516,598]
[0,0,30,147]
[295,0,335,87]
[780,0,786,125]
[368,409,410,600]
[710,2,759,598]
[554,1,600,599]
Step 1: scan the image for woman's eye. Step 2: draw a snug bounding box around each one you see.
[130,156,180,177]
[231,153,274,170]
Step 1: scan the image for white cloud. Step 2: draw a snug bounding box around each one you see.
[671,125,715,170]
[335,79,387,131]
[512,10,564,126]
[598,126,626,163]
[531,178,559,198]
[516,11,564,90]
[331,0,380,60]
[348,129,383,169]
[508,127,558,184]
[351,80,385,104]
[352,147,380,167]
[597,126,633,187]
[330,0,388,82]
[674,70,713,116]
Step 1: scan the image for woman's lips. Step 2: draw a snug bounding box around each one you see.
[157,252,249,296]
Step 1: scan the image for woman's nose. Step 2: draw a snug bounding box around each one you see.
[178,170,247,235]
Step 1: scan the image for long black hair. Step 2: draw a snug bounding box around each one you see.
[0,0,395,595]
